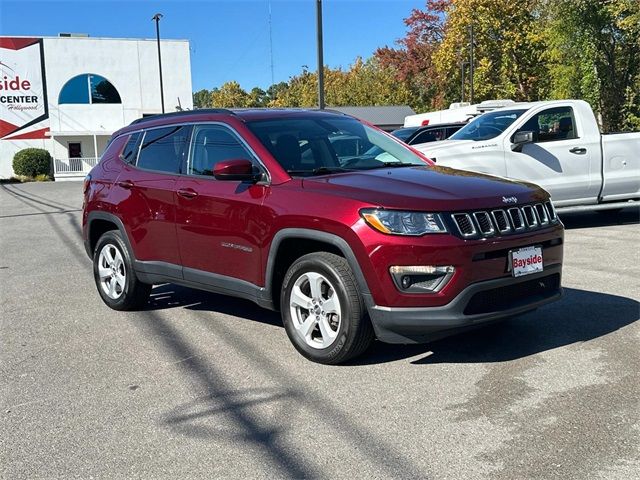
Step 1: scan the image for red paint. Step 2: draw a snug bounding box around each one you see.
[0,37,40,50]
[0,119,19,138]
[3,127,49,140]
[86,109,564,309]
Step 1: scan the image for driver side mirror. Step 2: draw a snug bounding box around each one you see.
[213,159,262,182]
[511,131,534,152]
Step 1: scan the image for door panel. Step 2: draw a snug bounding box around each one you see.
[175,177,269,284]
[111,126,191,267]
[175,124,270,286]
[506,106,600,204]
[114,163,180,265]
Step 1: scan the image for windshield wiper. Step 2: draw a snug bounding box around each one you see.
[286,167,351,176]
[365,162,423,169]
[311,166,350,175]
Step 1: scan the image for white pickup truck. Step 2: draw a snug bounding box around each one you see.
[413,100,640,212]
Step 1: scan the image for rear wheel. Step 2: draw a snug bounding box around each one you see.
[280,252,374,364]
[93,230,151,310]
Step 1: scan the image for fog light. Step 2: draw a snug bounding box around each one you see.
[389,265,455,293]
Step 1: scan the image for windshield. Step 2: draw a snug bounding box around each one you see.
[449,109,526,141]
[246,116,427,176]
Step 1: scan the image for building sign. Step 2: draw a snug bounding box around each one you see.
[0,37,49,140]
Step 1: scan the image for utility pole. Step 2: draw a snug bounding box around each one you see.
[469,23,474,105]
[152,13,165,113]
[316,0,325,110]
[460,61,466,102]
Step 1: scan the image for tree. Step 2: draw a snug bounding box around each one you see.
[210,81,251,108]
[375,0,450,111]
[193,89,211,108]
[431,0,550,105]
[544,0,640,131]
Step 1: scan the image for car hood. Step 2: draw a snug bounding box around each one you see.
[302,165,547,211]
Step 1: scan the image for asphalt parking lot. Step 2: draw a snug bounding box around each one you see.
[1,181,638,480]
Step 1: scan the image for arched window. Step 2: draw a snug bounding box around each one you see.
[58,74,122,104]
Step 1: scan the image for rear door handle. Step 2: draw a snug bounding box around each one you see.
[569,147,587,154]
[117,180,134,189]
[177,188,198,199]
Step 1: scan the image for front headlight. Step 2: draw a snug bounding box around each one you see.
[360,209,447,235]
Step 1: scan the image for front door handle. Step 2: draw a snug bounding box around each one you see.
[117,180,134,189]
[569,147,587,154]
[177,188,198,199]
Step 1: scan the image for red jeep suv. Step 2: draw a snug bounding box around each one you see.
[82,109,563,364]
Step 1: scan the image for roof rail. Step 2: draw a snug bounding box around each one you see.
[129,108,236,125]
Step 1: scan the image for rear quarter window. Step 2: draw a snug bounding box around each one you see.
[120,132,142,164]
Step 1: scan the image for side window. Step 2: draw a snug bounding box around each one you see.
[188,125,254,176]
[446,126,462,138]
[517,107,577,143]
[120,132,142,164]
[411,130,438,144]
[137,125,191,173]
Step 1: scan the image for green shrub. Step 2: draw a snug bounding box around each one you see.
[12,148,52,178]
[34,173,51,182]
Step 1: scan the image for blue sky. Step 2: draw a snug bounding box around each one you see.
[0,0,425,92]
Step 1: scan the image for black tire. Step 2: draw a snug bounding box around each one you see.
[93,230,151,311]
[280,252,374,364]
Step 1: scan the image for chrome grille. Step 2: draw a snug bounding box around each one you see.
[522,205,538,227]
[535,203,549,225]
[473,212,495,235]
[508,208,525,231]
[545,200,557,221]
[451,202,558,239]
[491,210,511,233]
[451,213,476,237]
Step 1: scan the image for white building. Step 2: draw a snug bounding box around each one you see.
[0,35,193,179]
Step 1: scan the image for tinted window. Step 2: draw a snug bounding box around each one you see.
[188,125,254,176]
[137,126,191,174]
[446,126,463,138]
[58,74,122,104]
[58,75,90,104]
[90,75,122,103]
[247,116,426,175]
[391,127,419,141]
[410,129,444,144]
[120,132,142,164]
[517,107,577,142]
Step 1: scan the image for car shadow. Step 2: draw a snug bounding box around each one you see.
[146,284,638,366]
[560,206,639,229]
[147,283,283,328]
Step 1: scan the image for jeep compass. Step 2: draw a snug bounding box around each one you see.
[82,109,563,364]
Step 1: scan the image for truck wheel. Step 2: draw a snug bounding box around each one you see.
[280,252,374,364]
[93,230,151,311]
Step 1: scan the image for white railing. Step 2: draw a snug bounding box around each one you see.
[53,157,100,175]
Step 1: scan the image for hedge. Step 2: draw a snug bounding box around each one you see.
[12,148,52,178]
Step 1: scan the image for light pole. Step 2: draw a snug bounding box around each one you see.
[469,23,474,104]
[316,0,325,110]
[152,13,165,113]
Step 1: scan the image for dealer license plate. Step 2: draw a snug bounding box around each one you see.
[510,246,543,277]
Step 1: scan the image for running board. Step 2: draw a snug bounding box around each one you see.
[556,200,639,214]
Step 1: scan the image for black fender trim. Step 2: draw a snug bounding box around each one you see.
[85,211,132,259]
[264,228,373,308]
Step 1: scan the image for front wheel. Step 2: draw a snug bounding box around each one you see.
[280,252,374,364]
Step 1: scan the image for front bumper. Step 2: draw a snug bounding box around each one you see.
[366,264,562,344]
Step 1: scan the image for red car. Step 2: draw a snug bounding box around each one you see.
[82,109,563,364]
